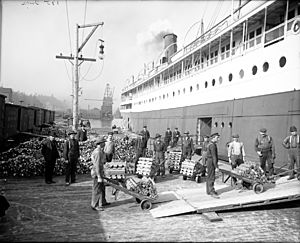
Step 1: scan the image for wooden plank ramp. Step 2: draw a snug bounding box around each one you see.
[150,176,300,218]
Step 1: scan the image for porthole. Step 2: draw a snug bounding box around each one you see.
[252,65,258,75]
[228,122,232,128]
[197,84,199,90]
[229,73,233,82]
[167,93,169,98]
[263,62,269,72]
[214,122,218,127]
[219,76,223,84]
[212,79,215,86]
[163,94,165,99]
[239,69,244,79]
[178,90,180,95]
[221,122,224,128]
[173,91,175,97]
[183,88,186,94]
[205,81,208,88]
[279,56,286,67]
[190,86,193,92]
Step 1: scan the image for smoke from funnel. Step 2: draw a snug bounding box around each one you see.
[137,19,173,59]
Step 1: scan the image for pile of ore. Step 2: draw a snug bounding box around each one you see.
[234,161,268,183]
[126,177,157,199]
[0,137,96,178]
[0,131,154,178]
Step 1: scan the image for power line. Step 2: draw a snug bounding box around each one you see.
[81,59,105,82]
[79,41,99,81]
[65,0,72,54]
[63,59,73,82]
[81,0,88,45]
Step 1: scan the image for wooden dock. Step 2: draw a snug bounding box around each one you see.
[150,176,300,218]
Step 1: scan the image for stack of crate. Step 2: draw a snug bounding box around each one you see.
[168,151,182,171]
[104,160,126,180]
[136,157,154,176]
[180,159,196,178]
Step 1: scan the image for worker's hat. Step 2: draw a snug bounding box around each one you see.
[210,132,220,138]
[259,128,267,133]
[290,126,297,132]
[95,136,106,145]
[155,133,161,138]
[232,134,239,138]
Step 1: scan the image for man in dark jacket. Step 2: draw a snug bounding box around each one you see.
[206,133,220,199]
[140,125,150,156]
[152,133,167,178]
[172,127,181,147]
[41,131,60,184]
[77,125,88,142]
[63,131,80,186]
[182,131,194,160]
[164,128,172,147]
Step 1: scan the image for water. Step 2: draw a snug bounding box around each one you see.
[89,118,124,129]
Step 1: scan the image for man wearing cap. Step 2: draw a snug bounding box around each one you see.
[91,136,110,211]
[182,131,194,160]
[63,131,80,186]
[172,128,181,147]
[228,134,245,169]
[254,128,276,176]
[134,132,144,173]
[77,125,88,142]
[206,133,220,198]
[41,131,60,184]
[282,126,300,180]
[164,128,172,147]
[140,126,150,156]
[152,133,167,179]
[104,132,115,162]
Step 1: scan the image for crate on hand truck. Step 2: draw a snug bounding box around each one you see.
[136,157,154,177]
[167,151,182,174]
[180,159,205,183]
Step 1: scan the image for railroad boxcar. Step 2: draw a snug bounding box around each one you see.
[0,94,6,145]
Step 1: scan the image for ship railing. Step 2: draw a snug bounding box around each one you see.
[264,23,285,46]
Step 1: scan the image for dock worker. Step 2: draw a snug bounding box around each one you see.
[91,136,110,211]
[63,131,80,186]
[282,126,300,180]
[41,131,60,184]
[172,127,181,147]
[151,133,167,179]
[133,132,145,173]
[140,125,150,156]
[228,134,245,169]
[77,124,88,142]
[201,135,210,166]
[206,133,220,199]
[254,128,276,176]
[104,131,115,162]
[164,128,172,147]
[182,131,194,160]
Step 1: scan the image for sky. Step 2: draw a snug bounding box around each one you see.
[0,0,233,111]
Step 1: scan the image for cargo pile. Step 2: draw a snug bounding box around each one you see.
[125,177,157,199]
[180,159,196,178]
[136,158,154,176]
[167,151,182,172]
[0,137,95,178]
[104,160,126,180]
[233,161,268,183]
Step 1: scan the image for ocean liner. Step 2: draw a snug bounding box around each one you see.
[120,0,300,165]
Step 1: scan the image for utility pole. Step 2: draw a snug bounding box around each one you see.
[56,21,104,131]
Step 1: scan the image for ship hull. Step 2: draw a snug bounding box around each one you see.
[121,90,300,167]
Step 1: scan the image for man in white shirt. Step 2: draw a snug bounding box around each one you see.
[228,134,245,169]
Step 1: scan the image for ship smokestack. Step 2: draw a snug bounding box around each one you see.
[162,33,177,63]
